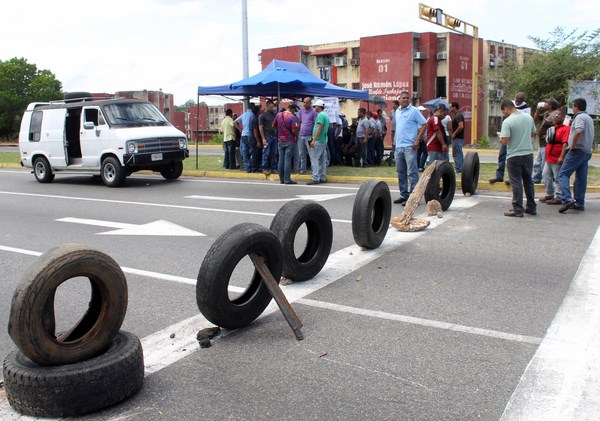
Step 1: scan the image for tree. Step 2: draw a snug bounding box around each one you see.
[0,58,62,138]
[494,27,600,105]
[174,99,205,112]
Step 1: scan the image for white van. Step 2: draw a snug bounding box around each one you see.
[19,97,189,187]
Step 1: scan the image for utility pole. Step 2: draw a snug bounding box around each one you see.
[419,3,479,144]
[242,0,250,110]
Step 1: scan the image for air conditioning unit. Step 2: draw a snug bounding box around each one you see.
[496,89,504,98]
[413,52,426,60]
[436,52,447,60]
[349,58,360,66]
[333,56,347,67]
[412,92,421,99]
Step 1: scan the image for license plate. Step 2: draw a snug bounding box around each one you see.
[151,153,163,161]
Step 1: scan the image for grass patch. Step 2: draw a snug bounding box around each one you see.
[4,152,600,185]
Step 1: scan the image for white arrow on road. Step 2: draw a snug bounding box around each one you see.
[185,193,353,202]
[56,217,205,236]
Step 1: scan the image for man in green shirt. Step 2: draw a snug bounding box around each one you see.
[499,99,537,217]
[307,99,330,185]
[220,109,236,169]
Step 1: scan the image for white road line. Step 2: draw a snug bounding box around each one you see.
[297,299,542,345]
[501,226,600,420]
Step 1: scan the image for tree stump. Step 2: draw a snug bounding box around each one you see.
[391,161,439,232]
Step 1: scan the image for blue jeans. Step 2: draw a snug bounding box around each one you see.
[416,140,428,169]
[310,141,328,182]
[558,149,592,206]
[495,143,507,180]
[452,138,464,172]
[367,136,376,165]
[261,134,278,171]
[395,146,419,200]
[543,162,560,198]
[240,136,255,172]
[507,154,536,213]
[532,146,546,183]
[277,141,295,183]
[223,141,236,169]
[298,135,311,173]
[427,151,445,165]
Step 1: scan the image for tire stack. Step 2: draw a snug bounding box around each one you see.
[2,244,144,418]
[197,201,333,329]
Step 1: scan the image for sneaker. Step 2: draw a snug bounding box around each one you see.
[393,197,407,205]
[306,180,319,185]
[488,177,503,183]
[504,209,524,217]
[546,198,562,205]
[524,208,537,216]
[285,180,297,185]
[558,200,575,213]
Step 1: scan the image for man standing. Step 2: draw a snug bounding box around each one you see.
[390,100,400,148]
[449,102,465,173]
[416,105,430,171]
[297,97,317,174]
[558,98,594,213]
[532,98,560,183]
[221,109,236,169]
[259,100,278,175]
[307,99,330,185]
[355,108,370,167]
[490,92,531,184]
[234,105,258,173]
[273,103,299,184]
[393,91,427,205]
[499,99,537,217]
[426,104,448,164]
[542,107,570,205]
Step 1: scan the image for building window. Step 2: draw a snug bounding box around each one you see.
[437,37,447,53]
[336,83,346,88]
[320,67,331,82]
[413,37,421,52]
[352,82,360,90]
[316,55,333,67]
[352,47,360,59]
[436,76,447,98]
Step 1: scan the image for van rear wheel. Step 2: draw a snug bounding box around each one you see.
[33,157,55,183]
[101,157,126,187]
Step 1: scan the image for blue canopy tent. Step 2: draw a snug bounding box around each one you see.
[198,59,369,100]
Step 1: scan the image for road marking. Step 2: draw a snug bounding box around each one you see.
[56,217,205,236]
[185,193,354,202]
[501,226,600,420]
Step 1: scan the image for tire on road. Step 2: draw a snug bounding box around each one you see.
[101,156,126,187]
[196,223,283,329]
[2,331,144,418]
[461,152,480,195]
[160,161,183,180]
[33,156,55,183]
[425,161,456,211]
[270,200,333,282]
[8,244,128,366]
[352,180,392,249]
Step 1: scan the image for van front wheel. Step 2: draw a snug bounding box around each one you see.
[33,157,55,183]
[160,162,183,180]
[101,157,126,187]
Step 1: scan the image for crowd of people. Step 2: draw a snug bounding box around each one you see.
[220,90,594,215]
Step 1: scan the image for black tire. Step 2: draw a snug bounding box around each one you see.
[461,152,480,195]
[352,180,392,249]
[270,200,333,282]
[425,161,456,211]
[33,156,55,183]
[196,223,282,329]
[160,161,183,180]
[63,92,93,102]
[8,244,128,366]
[2,331,144,418]
[101,156,126,187]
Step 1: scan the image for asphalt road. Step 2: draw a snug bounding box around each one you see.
[0,168,599,420]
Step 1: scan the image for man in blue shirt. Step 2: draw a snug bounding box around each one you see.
[393,91,427,204]
[235,105,258,172]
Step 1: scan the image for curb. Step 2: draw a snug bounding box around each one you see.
[3,163,599,193]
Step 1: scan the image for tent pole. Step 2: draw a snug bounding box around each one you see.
[196,94,199,170]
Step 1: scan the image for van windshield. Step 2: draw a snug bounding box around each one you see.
[103,103,169,127]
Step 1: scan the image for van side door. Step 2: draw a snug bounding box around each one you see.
[80,107,109,167]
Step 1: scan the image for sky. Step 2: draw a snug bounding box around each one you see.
[1,0,596,106]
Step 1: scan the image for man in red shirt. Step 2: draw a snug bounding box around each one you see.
[426,104,448,165]
[542,107,570,205]
[273,103,299,184]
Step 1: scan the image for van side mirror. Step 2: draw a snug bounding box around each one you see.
[83,121,95,130]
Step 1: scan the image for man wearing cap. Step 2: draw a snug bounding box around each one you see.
[273,103,299,184]
[297,97,317,174]
[532,98,560,183]
[393,91,427,205]
[307,99,330,185]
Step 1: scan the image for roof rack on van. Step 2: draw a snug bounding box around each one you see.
[63,92,95,103]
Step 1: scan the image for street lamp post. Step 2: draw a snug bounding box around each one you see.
[419,3,479,144]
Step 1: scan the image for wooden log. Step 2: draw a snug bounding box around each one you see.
[398,161,438,225]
